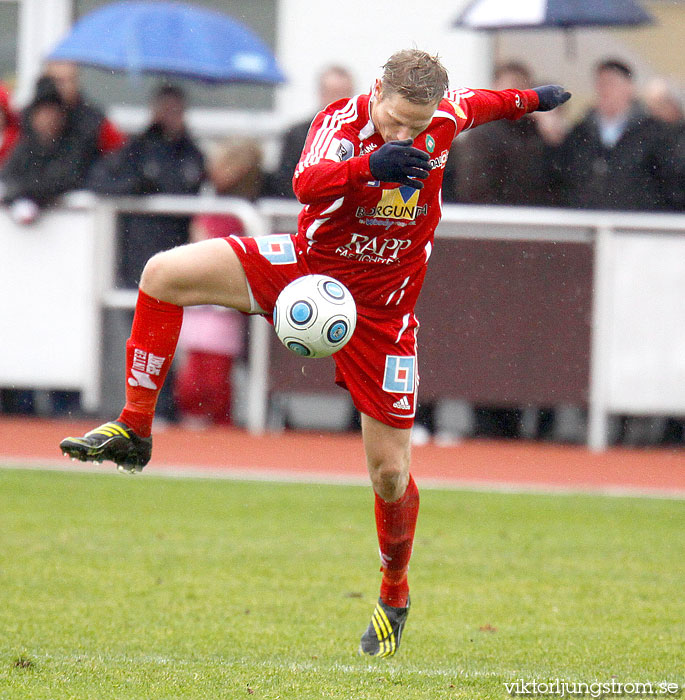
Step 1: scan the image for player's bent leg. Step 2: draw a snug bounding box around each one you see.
[60,240,253,471]
[141,238,253,311]
[359,413,419,657]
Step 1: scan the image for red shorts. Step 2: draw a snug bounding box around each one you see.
[225,234,419,429]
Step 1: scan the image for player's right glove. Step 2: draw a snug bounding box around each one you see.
[533,85,572,111]
[369,139,431,189]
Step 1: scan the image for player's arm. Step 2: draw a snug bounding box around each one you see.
[446,85,570,132]
[293,150,375,205]
[292,107,374,204]
[293,119,430,203]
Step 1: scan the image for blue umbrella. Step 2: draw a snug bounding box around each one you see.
[454,0,654,31]
[48,1,285,85]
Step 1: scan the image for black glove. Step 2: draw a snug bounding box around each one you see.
[368,139,431,189]
[533,85,571,112]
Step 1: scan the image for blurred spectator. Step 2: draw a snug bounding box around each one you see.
[42,60,125,157]
[643,77,684,125]
[174,138,259,426]
[441,62,566,442]
[556,59,676,211]
[0,82,20,166]
[88,83,205,425]
[443,62,564,206]
[2,66,123,416]
[266,65,354,198]
[1,79,96,224]
[642,80,684,438]
[88,83,205,287]
[643,77,685,212]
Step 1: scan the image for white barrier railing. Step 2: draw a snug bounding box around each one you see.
[259,200,685,450]
[1,193,683,450]
[91,194,272,436]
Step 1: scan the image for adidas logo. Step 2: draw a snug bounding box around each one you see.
[392,396,411,411]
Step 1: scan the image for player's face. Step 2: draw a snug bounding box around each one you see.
[372,85,437,143]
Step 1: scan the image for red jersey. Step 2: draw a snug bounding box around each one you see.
[292,87,538,314]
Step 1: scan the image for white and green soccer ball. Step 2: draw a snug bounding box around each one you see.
[273,274,357,358]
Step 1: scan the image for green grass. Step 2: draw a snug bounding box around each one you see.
[0,468,683,699]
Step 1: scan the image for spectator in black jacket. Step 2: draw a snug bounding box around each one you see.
[643,77,684,212]
[88,83,205,425]
[266,65,354,198]
[556,59,676,211]
[88,83,205,288]
[1,80,95,224]
[443,62,565,207]
[643,77,684,127]
[43,60,126,157]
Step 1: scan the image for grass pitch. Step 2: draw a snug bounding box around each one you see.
[0,467,683,699]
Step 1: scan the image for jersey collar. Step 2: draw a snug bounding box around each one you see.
[360,91,376,140]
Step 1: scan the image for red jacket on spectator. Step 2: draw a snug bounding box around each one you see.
[98,115,126,153]
[0,83,20,165]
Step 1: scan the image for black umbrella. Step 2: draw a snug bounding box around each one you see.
[453,0,654,58]
[454,0,653,31]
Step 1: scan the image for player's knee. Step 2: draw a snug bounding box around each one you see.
[370,460,410,502]
[140,251,183,302]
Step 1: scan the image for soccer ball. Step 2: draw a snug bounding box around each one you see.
[273,275,357,358]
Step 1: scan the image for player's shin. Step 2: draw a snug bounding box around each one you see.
[374,474,420,608]
[118,289,184,437]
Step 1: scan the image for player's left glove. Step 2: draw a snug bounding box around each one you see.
[369,139,431,189]
[533,85,571,111]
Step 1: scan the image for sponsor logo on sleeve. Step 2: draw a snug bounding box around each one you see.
[326,137,355,162]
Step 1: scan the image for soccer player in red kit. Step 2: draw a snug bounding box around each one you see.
[61,49,570,657]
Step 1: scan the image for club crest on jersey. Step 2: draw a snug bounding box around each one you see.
[425,135,435,153]
[356,186,428,222]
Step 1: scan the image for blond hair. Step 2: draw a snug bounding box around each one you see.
[381,49,449,105]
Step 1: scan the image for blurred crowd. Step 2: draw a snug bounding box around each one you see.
[1,59,683,442]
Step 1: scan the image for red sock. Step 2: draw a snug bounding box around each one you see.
[375,474,420,608]
[118,289,183,437]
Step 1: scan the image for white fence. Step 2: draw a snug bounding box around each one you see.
[1,193,684,450]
